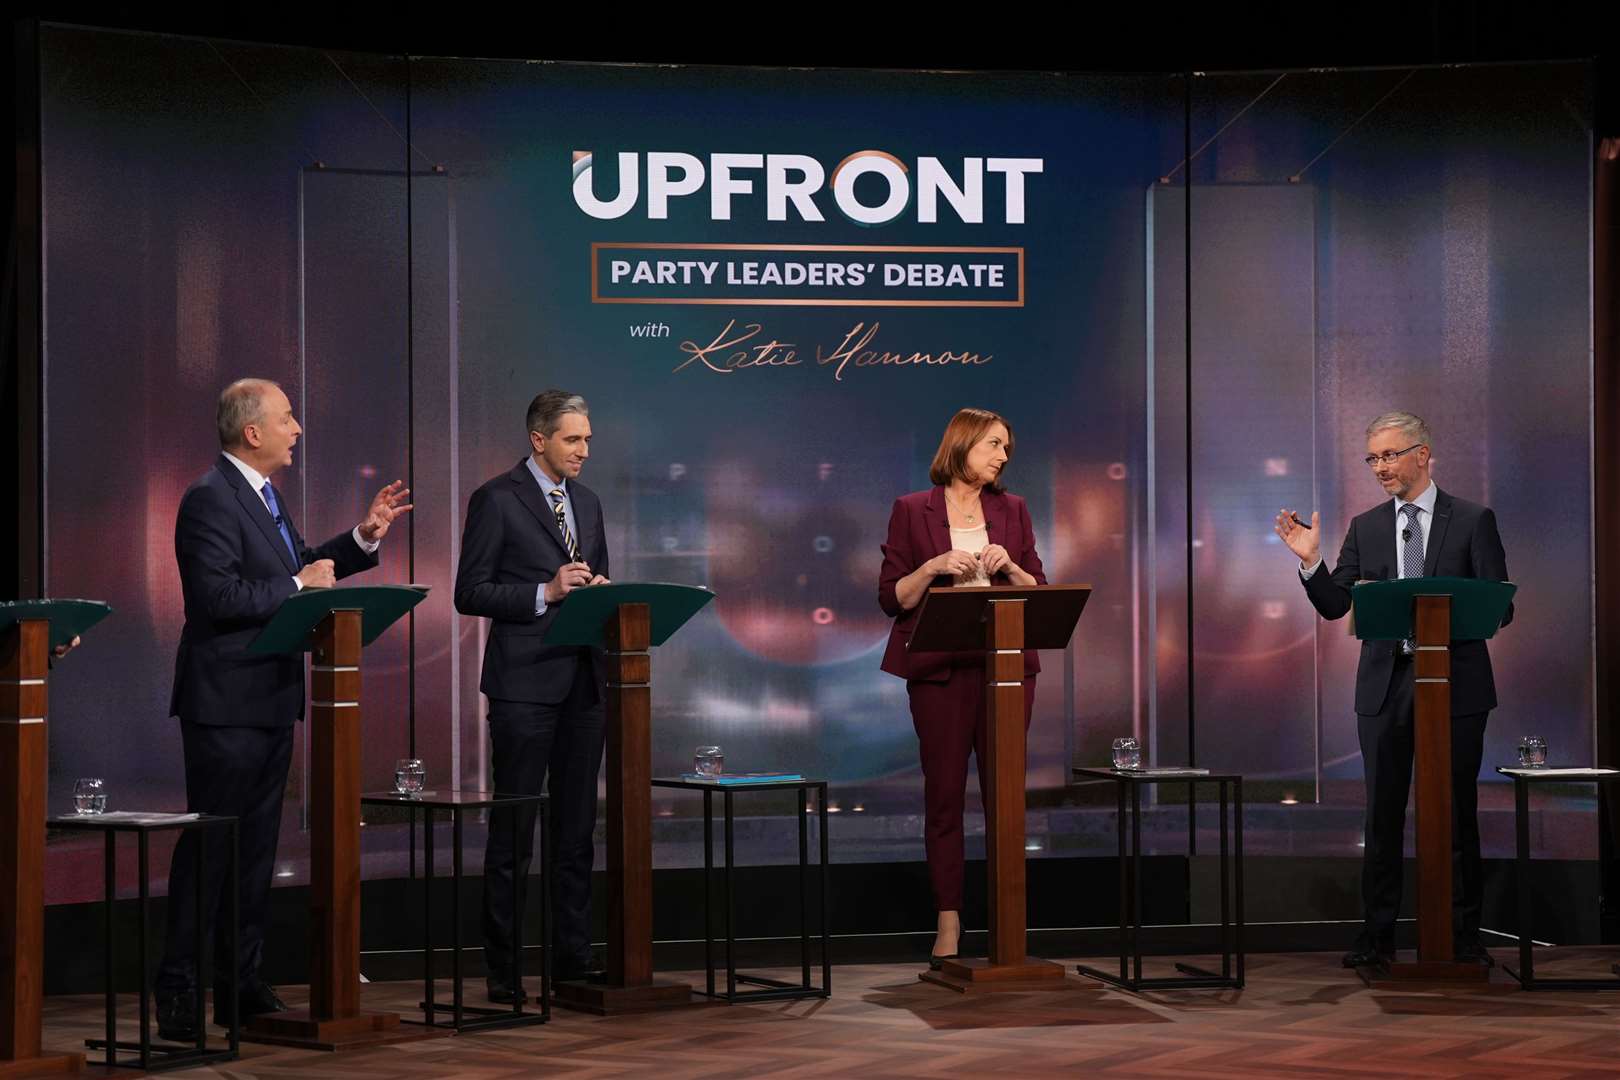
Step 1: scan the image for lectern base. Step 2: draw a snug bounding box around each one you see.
[551,979,694,1015]
[0,1054,84,1078]
[919,957,1069,993]
[243,1009,445,1052]
[1357,960,1504,991]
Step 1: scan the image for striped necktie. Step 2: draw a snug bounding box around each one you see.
[1400,503,1424,653]
[549,488,580,562]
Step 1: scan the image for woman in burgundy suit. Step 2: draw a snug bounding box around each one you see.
[878,407,1046,968]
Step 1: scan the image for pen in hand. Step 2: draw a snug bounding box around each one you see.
[1290,513,1312,530]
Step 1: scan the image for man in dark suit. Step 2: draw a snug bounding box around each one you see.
[155,378,410,1040]
[1277,410,1511,969]
[454,390,610,1001]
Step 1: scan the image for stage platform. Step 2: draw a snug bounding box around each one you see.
[36,949,1620,1077]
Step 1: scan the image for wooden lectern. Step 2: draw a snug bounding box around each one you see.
[1350,576,1515,985]
[909,584,1091,993]
[239,586,430,1050]
[2,598,110,1078]
[541,583,713,1015]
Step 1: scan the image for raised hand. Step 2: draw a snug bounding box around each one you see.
[358,480,413,544]
[1274,509,1321,567]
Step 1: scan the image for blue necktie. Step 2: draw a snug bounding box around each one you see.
[261,482,298,563]
[1400,503,1424,653]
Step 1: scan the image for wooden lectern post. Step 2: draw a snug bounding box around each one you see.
[555,602,690,1014]
[914,584,1091,993]
[1,619,83,1077]
[544,584,713,1015]
[2,600,109,1078]
[1347,576,1515,987]
[1381,594,1484,982]
[239,586,437,1050]
[983,599,1031,968]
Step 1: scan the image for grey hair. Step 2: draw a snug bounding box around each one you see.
[526,390,589,438]
[217,378,280,448]
[1365,410,1432,450]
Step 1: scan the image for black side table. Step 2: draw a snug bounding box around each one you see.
[651,777,830,1002]
[361,790,550,1031]
[50,812,239,1072]
[1070,767,1244,992]
[1495,766,1620,991]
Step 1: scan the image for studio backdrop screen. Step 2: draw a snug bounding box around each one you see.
[36,26,1594,900]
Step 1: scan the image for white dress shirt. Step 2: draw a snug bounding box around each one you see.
[526,456,578,616]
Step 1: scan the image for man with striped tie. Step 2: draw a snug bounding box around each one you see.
[455,389,611,1001]
[1275,411,1511,972]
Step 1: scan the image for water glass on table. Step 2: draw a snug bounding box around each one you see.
[1516,736,1548,769]
[693,745,725,776]
[73,777,107,815]
[394,758,426,794]
[1111,737,1142,771]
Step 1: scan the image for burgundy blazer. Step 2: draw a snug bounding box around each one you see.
[877,486,1048,683]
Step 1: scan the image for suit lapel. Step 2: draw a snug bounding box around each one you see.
[510,460,572,559]
[1366,499,1398,580]
[983,490,1008,553]
[221,457,300,574]
[922,487,951,562]
[1425,488,1453,577]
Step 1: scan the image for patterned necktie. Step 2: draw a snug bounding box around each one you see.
[261,482,298,563]
[1400,503,1424,653]
[549,488,580,562]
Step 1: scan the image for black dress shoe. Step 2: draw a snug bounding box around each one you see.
[1454,939,1495,967]
[553,961,605,984]
[1341,933,1395,969]
[486,977,528,1004]
[156,990,200,1043]
[927,953,959,972]
[214,981,287,1028]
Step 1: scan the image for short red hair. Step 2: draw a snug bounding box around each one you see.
[928,408,1014,493]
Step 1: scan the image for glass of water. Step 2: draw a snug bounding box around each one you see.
[1517,736,1548,769]
[1111,737,1142,771]
[394,758,426,795]
[73,777,107,815]
[694,745,725,777]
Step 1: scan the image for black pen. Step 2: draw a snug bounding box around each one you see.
[1289,513,1312,530]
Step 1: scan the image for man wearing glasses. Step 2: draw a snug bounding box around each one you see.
[1274,411,1511,970]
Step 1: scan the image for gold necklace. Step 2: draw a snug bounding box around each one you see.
[945,489,981,524]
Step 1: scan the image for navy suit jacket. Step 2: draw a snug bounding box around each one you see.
[878,486,1048,683]
[1301,486,1512,717]
[453,459,610,704]
[170,456,378,728]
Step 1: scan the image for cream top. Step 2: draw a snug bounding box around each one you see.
[947,525,991,587]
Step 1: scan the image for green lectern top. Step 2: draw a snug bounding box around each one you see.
[1350,577,1516,642]
[541,582,714,648]
[248,584,428,654]
[0,598,112,651]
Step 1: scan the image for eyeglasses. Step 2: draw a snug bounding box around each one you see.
[1363,444,1423,468]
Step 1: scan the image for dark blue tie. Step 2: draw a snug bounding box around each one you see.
[261,482,298,563]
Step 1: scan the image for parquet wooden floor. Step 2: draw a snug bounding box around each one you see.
[39,949,1620,1078]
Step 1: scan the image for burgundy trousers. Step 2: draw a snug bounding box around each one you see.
[907,666,1037,912]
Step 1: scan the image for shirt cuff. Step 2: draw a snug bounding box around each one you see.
[352,526,380,554]
[534,585,548,617]
[1298,558,1323,579]
[292,575,304,591]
